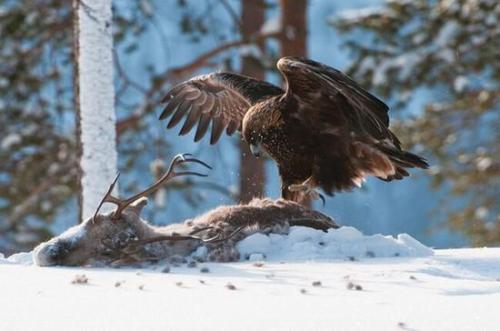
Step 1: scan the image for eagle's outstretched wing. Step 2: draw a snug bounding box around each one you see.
[277,56,399,147]
[159,72,283,144]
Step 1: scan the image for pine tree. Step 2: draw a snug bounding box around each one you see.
[0,0,179,251]
[332,0,499,245]
[0,0,281,252]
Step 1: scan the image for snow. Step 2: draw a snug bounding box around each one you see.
[474,206,489,219]
[149,159,167,208]
[0,133,21,150]
[1,247,500,331]
[236,226,432,261]
[261,16,281,34]
[475,156,492,171]
[372,52,422,85]
[332,7,385,22]
[50,221,87,244]
[154,188,167,209]
[238,45,262,58]
[434,21,459,47]
[454,76,468,92]
[139,0,153,17]
[3,251,33,265]
[437,48,455,63]
[76,0,118,219]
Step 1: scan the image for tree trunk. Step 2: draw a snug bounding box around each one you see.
[280,0,307,57]
[279,0,310,206]
[73,0,118,221]
[239,0,266,203]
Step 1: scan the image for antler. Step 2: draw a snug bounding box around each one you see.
[93,153,211,221]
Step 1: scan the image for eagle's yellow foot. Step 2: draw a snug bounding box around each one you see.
[288,182,326,206]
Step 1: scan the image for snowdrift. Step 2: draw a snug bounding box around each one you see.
[2,227,500,331]
[236,226,432,261]
[2,226,432,266]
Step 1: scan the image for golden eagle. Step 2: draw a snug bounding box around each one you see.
[159,57,428,202]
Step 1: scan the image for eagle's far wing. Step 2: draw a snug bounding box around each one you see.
[159,72,283,145]
[277,57,398,146]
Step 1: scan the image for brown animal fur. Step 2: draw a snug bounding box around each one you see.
[33,198,337,267]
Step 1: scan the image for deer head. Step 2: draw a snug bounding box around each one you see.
[33,155,339,267]
[33,154,215,266]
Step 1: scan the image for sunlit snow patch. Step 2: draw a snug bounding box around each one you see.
[9,252,34,265]
[0,251,29,265]
[2,226,433,266]
[237,226,433,261]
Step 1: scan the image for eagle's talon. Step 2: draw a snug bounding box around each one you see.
[288,183,325,204]
[308,190,320,200]
[318,193,326,207]
[307,189,324,203]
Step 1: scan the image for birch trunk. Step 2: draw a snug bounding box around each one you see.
[73,0,118,221]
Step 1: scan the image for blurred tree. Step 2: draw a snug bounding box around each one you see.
[280,0,307,58]
[279,0,310,207]
[0,0,201,252]
[0,0,283,253]
[239,0,267,203]
[0,0,80,252]
[332,0,499,245]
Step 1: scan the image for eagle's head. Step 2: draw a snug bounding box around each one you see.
[242,116,264,157]
[242,97,285,158]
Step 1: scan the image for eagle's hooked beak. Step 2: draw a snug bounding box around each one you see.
[249,144,262,158]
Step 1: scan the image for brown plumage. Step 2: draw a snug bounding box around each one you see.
[159,57,429,202]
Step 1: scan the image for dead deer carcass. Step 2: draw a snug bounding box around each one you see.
[34,154,337,267]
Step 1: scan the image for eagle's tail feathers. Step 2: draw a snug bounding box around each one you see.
[380,146,429,170]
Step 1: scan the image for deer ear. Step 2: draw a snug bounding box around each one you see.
[127,197,148,215]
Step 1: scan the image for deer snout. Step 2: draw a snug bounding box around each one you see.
[33,240,72,266]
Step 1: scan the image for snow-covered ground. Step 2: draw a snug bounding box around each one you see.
[1,229,500,331]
